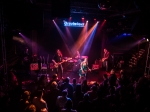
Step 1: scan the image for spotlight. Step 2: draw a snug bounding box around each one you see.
[122,15,126,18]
[19,32,21,34]
[86,20,88,22]
[97,21,99,23]
[147,39,149,42]
[104,19,106,21]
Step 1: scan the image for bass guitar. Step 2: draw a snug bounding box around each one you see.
[52,58,72,68]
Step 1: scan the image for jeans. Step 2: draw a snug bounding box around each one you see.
[55,64,63,79]
[103,60,108,72]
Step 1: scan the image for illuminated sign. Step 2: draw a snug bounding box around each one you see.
[64,21,84,27]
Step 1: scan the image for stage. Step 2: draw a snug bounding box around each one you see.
[24,67,121,86]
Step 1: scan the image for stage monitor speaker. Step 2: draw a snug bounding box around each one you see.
[51,0,70,18]
[30,63,39,70]
[92,64,100,70]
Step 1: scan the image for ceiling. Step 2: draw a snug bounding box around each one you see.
[2,0,150,36]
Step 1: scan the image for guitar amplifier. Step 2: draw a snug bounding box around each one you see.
[92,64,99,70]
[41,63,47,70]
[50,63,54,69]
[30,63,39,70]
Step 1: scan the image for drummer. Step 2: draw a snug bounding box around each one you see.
[75,50,81,59]
[74,50,81,65]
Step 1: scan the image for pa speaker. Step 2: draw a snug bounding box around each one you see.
[51,0,70,18]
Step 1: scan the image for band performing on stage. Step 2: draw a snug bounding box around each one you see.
[27,48,117,82]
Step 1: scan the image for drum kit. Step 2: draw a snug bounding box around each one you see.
[64,56,88,72]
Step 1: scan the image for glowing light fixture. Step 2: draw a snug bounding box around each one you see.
[63,21,85,27]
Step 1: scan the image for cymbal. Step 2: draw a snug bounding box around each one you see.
[81,56,88,59]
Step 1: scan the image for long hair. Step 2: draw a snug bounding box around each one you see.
[56,49,62,57]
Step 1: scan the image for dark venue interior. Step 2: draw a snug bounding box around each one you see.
[1,0,150,112]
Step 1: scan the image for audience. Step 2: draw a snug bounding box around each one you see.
[72,78,77,92]
[46,81,61,112]
[1,66,150,112]
[19,90,31,112]
[72,84,83,109]
[56,89,71,112]
[32,90,48,112]
[81,80,90,93]
[61,99,77,112]
[77,93,93,112]
[60,77,73,99]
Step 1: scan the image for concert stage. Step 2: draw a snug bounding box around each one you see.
[26,67,121,85]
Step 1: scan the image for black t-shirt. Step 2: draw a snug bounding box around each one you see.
[53,54,63,63]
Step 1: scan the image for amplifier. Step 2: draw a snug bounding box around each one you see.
[30,63,39,70]
[92,64,99,70]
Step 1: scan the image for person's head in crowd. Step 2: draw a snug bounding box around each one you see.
[83,93,89,101]
[64,99,73,110]
[62,89,68,97]
[22,91,31,100]
[51,81,58,89]
[41,108,47,112]
[72,78,76,84]
[93,81,99,87]
[120,69,124,74]
[90,85,97,92]
[103,74,108,80]
[25,104,36,112]
[65,77,70,83]
[110,69,115,74]
[82,79,87,86]
[36,90,43,98]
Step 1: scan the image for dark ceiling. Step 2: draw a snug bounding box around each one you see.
[2,0,150,36]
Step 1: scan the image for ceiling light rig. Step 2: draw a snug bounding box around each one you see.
[98,0,112,10]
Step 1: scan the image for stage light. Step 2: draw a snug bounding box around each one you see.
[147,39,149,42]
[143,37,145,40]
[82,17,84,19]
[97,21,99,23]
[86,20,88,22]
[123,33,126,36]
[122,15,126,18]
[94,18,96,21]
[104,19,106,21]
[19,32,21,34]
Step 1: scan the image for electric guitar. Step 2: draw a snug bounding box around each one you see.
[79,68,92,75]
[102,58,107,62]
[52,58,72,68]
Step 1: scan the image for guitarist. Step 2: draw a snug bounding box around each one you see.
[52,49,64,79]
[102,48,110,72]
[79,58,91,83]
